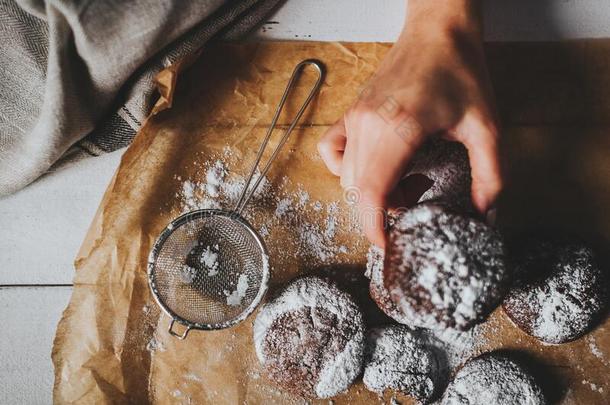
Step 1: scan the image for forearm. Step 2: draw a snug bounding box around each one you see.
[403,0,483,40]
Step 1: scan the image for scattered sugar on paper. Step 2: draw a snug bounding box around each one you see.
[146,336,166,353]
[259,224,270,237]
[176,154,355,266]
[277,195,350,263]
[180,180,219,211]
[179,159,268,211]
[185,373,202,382]
[205,161,227,197]
[420,324,485,372]
[587,335,609,367]
[275,198,292,217]
[324,202,339,239]
[297,189,310,207]
[582,379,604,393]
[169,389,193,404]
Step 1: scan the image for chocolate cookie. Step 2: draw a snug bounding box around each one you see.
[384,202,509,330]
[441,352,546,405]
[406,138,472,211]
[253,276,365,398]
[363,325,441,403]
[366,245,410,324]
[503,238,607,344]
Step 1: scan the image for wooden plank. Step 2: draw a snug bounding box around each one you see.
[0,149,123,285]
[0,287,72,405]
[253,0,610,42]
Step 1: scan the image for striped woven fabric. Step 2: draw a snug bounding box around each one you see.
[0,0,280,196]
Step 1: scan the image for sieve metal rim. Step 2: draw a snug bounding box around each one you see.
[147,208,270,334]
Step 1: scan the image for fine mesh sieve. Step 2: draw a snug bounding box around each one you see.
[148,60,325,339]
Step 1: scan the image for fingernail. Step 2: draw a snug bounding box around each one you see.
[486,207,497,227]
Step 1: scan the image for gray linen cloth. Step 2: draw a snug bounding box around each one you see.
[0,0,280,196]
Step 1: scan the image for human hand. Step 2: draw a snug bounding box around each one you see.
[317,0,502,247]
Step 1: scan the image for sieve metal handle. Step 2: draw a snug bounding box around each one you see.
[233,59,325,214]
[168,319,191,340]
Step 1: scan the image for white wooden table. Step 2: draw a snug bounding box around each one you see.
[1,1,610,403]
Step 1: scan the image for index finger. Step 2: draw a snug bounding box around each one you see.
[455,112,503,213]
[341,109,426,247]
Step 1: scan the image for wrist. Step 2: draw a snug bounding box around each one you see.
[402,0,483,41]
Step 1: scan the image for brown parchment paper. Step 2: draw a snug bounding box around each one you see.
[52,41,610,404]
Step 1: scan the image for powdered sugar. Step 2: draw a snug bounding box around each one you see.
[226,274,250,306]
[146,336,167,353]
[315,335,363,398]
[179,159,268,212]
[324,202,339,239]
[386,203,508,330]
[366,243,488,388]
[441,353,546,405]
[253,277,364,399]
[205,160,227,197]
[530,248,604,342]
[420,326,486,374]
[582,379,604,394]
[274,198,292,217]
[176,242,222,282]
[184,373,202,383]
[365,244,384,280]
[181,179,220,211]
[176,153,355,267]
[363,326,440,402]
[180,265,197,284]
[274,191,348,263]
[199,245,219,276]
[587,336,609,367]
[503,243,606,344]
[534,288,581,342]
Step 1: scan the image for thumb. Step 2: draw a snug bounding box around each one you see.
[342,111,426,248]
[317,118,346,176]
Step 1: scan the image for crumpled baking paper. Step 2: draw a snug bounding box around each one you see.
[52,41,610,404]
